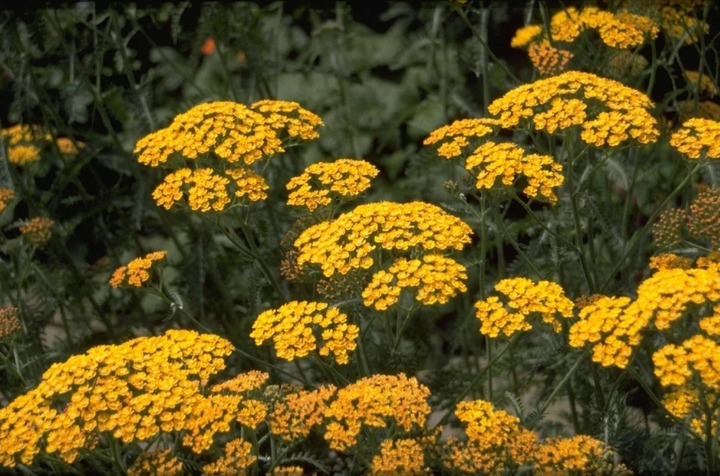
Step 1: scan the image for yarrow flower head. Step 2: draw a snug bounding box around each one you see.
[475,277,574,338]
[0,329,235,467]
[465,141,564,203]
[487,71,660,148]
[569,267,720,368]
[323,373,431,451]
[294,201,473,278]
[685,70,718,97]
[371,438,431,475]
[0,188,15,215]
[19,217,54,244]
[510,24,543,48]
[423,118,499,159]
[528,40,574,76]
[442,399,537,475]
[286,159,379,211]
[649,253,693,271]
[127,449,184,476]
[109,251,167,288]
[55,138,84,156]
[269,384,337,441]
[670,118,720,159]
[1,125,51,166]
[687,185,720,247]
[534,435,632,476]
[201,438,256,475]
[362,254,468,310]
[653,207,687,249]
[250,301,359,364]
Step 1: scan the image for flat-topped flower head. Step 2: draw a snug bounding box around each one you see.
[1,125,51,166]
[286,159,379,211]
[201,438,256,475]
[323,373,431,451]
[127,449,184,476]
[371,438,431,475]
[670,118,720,159]
[652,208,687,249]
[528,40,574,76]
[0,330,235,467]
[534,435,631,476]
[685,70,718,97]
[269,384,337,441]
[134,100,322,168]
[488,71,659,148]
[475,277,574,338]
[649,253,693,271]
[109,251,167,288]
[250,301,359,365]
[465,141,564,203]
[294,201,473,278]
[423,118,498,159]
[19,217,54,244]
[511,24,543,48]
[362,254,468,310]
[0,307,21,342]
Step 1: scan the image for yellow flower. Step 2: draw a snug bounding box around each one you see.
[511,24,543,48]
[649,253,693,271]
[671,117,720,159]
[528,40,574,76]
[294,201,473,278]
[488,71,659,148]
[0,307,22,341]
[55,138,85,156]
[371,438,431,475]
[19,217,54,244]
[269,385,337,441]
[362,254,468,310]
[685,70,718,97]
[465,141,564,203]
[127,449,184,476]
[201,438,256,475]
[652,207,686,249]
[250,301,359,364]
[475,277,574,338]
[286,159,379,211]
[534,435,632,476]
[423,118,498,159]
[109,251,167,288]
[323,374,431,451]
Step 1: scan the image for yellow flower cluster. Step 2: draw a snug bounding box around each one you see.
[466,141,564,203]
[0,188,13,214]
[686,70,718,96]
[109,251,167,288]
[269,385,337,441]
[654,306,720,388]
[670,118,720,159]
[654,0,710,44]
[649,253,693,271]
[294,201,473,278]
[134,100,321,212]
[475,277,574,338]
[422,118,498,159]
[19,217,54,244]
[210,371,270,430]
[528,40,574,77]
[569,267,720,368]
[371,438,431,475]
[687,185,720,247]
[678,100,720,122]
[286,159,379,211]
[362,254,468,310]
[0,307,21,341]
[662,387,712,437]
[487,71,659,148]
[201,438,256,475]
[442,399,537,475]
[0,330,234,467]
[534,435,632,476]
[510,24,543,48]
[135,100,321,167]
[211,370,269,394]
[250,301,359,364]
[1,125,52,166]
[323,373,431,451]
[548,7,658,48]
[127,449,184,476]
[607,51,649,78]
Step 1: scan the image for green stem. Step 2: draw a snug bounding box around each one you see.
[537,349,587,417]
[565,138,596,292]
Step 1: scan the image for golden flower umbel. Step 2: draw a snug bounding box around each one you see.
[134,100,322,167]
[534,435,632,476]
[250,301,359,364]
[55,138,84,156]
[19,217,54,244]
[269,384,337,441]
[362,254,468,310]
[685,70,718,97]
[670,117,720,159]
[323,373,431,451]
[7,145,41,166]
[475,277,574,338]
[109,251,167,288]
[423,118,498,159]
[465,141,564,203]
[652,207,686,249]
[2,125,51,166]
[201,438,256,475]
[510,24,543,48]
[371,438,431,475]
[294,201,473,278]
[286,159,379,211]
[0,188,15,215]
[688,185,720,247]
[488,71,659,148]
[649,253,693,271]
